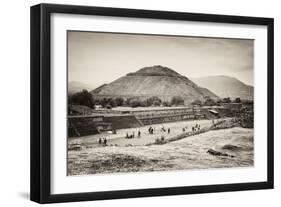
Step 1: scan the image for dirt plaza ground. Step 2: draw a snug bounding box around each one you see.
[68,119,221,147]
[68,119,253,175]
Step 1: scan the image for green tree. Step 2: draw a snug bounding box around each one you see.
[115,97,124,106]
[108,98,117,108]
[222,97,231,103]
[140,100,148,107]
[146,96,162,106]
[100,98,108,107]
[130,99,142,108]
[234,97,241,103]
[171,96,184,106]
[68,89,94,108]
[126,98,142,108]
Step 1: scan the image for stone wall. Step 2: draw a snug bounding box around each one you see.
[68,115,143,137]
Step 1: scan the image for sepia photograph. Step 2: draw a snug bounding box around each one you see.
[67,31,254,176]
[30,3,274,203]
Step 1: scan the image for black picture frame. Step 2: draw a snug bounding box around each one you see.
[30,3,274,204]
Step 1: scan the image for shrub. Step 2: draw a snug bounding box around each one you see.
[171,96,184,106]
[146,96,162,106]
[128,98,142,108]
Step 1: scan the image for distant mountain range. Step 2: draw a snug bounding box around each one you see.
[68,81,95,94]
[191,76,253,100]
[91,65,219,105]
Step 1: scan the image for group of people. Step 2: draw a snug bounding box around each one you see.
[126,126,171,139]
[97,121,210,146]
[126,130,141,139]
[211,119,220,126]
[98,137,107,146]
[161,126,171,134]
[192,124,201,132]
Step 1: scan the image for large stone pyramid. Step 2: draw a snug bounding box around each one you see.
[91,65,219,104]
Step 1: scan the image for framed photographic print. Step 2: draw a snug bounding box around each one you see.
[30,3,274,203]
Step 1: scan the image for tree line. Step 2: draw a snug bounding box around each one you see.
[190,97,247,106]
[68,89,252,109]
[68,90,185,109]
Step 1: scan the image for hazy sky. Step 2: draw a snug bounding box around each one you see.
[68,31,254,88]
